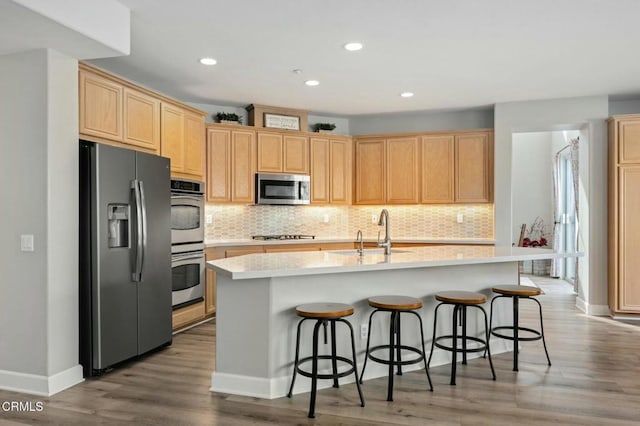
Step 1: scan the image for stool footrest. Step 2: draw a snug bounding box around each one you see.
[295,355,357,380]
[367,344,425,367]
[434,335,488,354]
[491,326,542,342]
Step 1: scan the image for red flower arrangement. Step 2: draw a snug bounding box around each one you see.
[521,217,549,247]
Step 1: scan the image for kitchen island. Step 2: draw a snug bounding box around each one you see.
[207,245,578,399]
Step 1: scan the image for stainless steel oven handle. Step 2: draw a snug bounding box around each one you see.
[172,252,205,262]
[131,179,143,282]
[171,195,204,202]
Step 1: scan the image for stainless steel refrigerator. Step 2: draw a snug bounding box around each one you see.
[79,141,172,377]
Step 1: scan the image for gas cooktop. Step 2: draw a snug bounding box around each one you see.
[251,234,316,241]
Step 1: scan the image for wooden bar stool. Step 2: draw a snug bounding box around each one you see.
[488,285,551,371]
[359,295,433,401]
[428,291,496,385]
[287,302,365,418]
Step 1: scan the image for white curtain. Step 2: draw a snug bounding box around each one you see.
[550,137,580,280]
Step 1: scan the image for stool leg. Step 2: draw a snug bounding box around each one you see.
[532,297,552,366]
[450,304,459,385]
[359,310,377,384]
[410,310,434,391]
[484,296,498,358]
[330,320,339,388]
[461,306,468,365]
[340,318,365,408]
[387,310,396,401]
[288,318,307,398]
[395,311,403,376]
[427,303,442,368]
[513,295,519,371]
[477,305,496,380]
[308,319,323,418]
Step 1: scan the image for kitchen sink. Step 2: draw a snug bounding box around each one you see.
[330,248,410,256]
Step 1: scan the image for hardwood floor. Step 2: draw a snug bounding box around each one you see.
[2,277,640,425]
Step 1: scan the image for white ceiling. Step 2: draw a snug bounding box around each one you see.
[16,0,640,115]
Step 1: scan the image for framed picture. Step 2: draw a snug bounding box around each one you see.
[264,113,300,130]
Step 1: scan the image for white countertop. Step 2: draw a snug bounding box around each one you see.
[208,245,580,280]
[205,237,496,247]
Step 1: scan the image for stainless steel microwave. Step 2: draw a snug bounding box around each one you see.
[255,173,310,205]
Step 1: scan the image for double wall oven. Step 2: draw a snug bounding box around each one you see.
[170,179,205,309]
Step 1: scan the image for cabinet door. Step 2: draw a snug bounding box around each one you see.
[231,130,256,202]
[310,137,330,203]
[617,166,640,312]
[257,132,283,172]
[123,87,160,153]
[455,133,491,203]
[283,135,309,174]
[183,112,205,178]
[330,139,352,204]
[206,128,231,202]
[354,139,386,204]
[386,137,419,204]
[79,70,123,141]
[619,118,640,164]
[421,135,454,203]
[205,268,216,315]
[161,103,185,173]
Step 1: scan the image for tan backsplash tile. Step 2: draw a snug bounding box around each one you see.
[205,204,494,240]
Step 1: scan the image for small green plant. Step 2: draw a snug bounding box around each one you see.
[314,122,336,132]
[215,112,242,122]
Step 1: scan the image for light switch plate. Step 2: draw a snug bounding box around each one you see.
[323,214,329,223]
[206,214,213,224]
[20,234,34,252]
[457,213,464,224]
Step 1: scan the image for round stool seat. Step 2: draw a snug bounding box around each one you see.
[368,295,422,310]
[296,303,354,319]
[435,291,486,305]
[492,285,542,297]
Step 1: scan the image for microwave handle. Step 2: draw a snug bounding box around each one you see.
[171,195,203,202]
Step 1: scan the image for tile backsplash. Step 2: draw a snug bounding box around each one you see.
[205,204,494,240]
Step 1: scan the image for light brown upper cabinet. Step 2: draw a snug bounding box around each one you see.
[257,131,309,174]
[355,129,493,205]
[608,114,640,316]
[161,103,205,180]
[206,125,256,203]
[354,138,386,204]
[79,63,205,176]
[421,135,454,203]
[386,137,420,204]
[455,132,492,203]
[310,137,352,204]
[79,68,124,143]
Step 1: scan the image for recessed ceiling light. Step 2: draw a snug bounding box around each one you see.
[400,92,414,98]
[199,57,217,66]
[305,80,320,86]
[344,42,363,51]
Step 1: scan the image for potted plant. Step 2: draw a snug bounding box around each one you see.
[215,112,242,124]
[313,122,336,133]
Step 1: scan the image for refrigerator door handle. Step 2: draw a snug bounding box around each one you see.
[139,180,148,281]
[132,179,143,282]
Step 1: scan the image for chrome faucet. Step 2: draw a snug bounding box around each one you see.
[377,209,391,255]
[356,230,364,256]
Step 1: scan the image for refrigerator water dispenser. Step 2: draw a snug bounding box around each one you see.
[108,204,129,248]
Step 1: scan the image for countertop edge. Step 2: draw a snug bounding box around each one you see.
[205,238,496,248]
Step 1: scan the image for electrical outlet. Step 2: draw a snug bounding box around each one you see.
[371,215,378,224]
[360,323,368,339]
[457,213,464,224]
[206,214,213,224]
[323,214,330,223]
[20,234,34,252]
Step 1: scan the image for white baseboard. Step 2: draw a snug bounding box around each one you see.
[0,365,83,396]
[576,297,610,316]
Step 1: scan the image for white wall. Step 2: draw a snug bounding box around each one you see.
[349,107,494,135]
[609,98,640,115]
[494,96,609,312]
[0,49,82,395]
[511,132,553,246]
